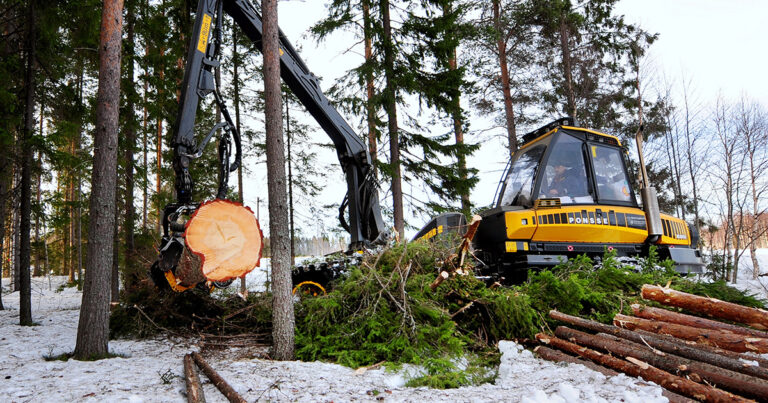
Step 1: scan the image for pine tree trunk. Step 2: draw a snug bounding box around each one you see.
[155,47,164,236]
[362,0,377,173]
[285,99,295,265]
[142,45,148,229]
[558,16,576,118]
[232,27,243,204]
[262,0,294,361]
[111,188,119,302]
[444,5,469,216]
[33,150,42,277]
[74,0,123,359]
[19,0,37,326]
[0,137,9,310]
[124,0,136,279]
[380,0,403,238]
[493,0,518,156]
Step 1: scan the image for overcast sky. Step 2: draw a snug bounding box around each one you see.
[244,0,768,238]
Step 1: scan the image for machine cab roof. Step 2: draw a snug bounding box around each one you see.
[496,118,637,209]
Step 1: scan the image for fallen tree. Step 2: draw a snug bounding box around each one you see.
[631,304,768,338]
[549,310,768,380]
[614,314,768,354]
[535,333,751,402]
[641,285,768,330]
[554,326,768,400]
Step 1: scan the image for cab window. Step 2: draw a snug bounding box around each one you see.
[539,134,593,204]
[590,144,632,203]
[500,144,545,207]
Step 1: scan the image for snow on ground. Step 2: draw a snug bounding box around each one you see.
[723,249,768,301]
[0,275,671,403]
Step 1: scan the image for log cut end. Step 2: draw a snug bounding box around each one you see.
[184,199,263,282]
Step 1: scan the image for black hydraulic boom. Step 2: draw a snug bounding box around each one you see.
[155,0,388,289]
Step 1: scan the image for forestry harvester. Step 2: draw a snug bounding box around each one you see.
[150,0,703,292]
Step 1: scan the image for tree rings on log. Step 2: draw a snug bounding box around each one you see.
[184,200,263,282]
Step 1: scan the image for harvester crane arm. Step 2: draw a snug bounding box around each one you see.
[171,0,387,250]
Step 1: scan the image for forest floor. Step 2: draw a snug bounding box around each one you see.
[1,251,766,403]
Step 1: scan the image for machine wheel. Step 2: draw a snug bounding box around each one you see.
[292,280,327,297]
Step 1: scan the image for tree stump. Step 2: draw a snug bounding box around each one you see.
[184,200,263,282]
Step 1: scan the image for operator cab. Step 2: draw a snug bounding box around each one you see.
[497,117,636,209]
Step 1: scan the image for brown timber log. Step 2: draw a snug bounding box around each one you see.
[535,333,752,402]
[190,352,246,403]
[184,354,206,403]
[632,304,768,339]
[184,200,263,282]
[614,314,768,354]
[554,326,768,400]
[550,310,768,380]
[534,346,696,403]
[641,284,768,330]
[632,329,768,370]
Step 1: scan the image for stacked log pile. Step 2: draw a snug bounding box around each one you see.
[536,284,768,402]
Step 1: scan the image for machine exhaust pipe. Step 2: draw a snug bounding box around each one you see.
[634,125,662,243]
[641,186,663,242]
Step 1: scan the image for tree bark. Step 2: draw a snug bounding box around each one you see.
[183,353,206,403]
[74,0,123,359]
[549,310,768,380]
[262,0,294,361]
[536,333,751,403]
[614,314,768,354]
[632,304,768,339]
[493,0,518,156]
[641,284,768,330]
[124,0,136,279]
[380,0,404,239]
[534,346,696,403]
[190,352,245,403]
[555,326,768,400]
[362,0,377,174]
[558,16,576,118]
[232,26,245,295]
[19,0,37,326]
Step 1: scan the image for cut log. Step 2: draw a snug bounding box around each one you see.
[190,352,247,403]
[632,304,768,339]
[535,346,696,403]
[641,284,768,330]
[554,326,768,400]
[614,313,768,354]
[184,353,206,403]
[535,333,752,402]
[184,200,263,282]
[549,310,768,380]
